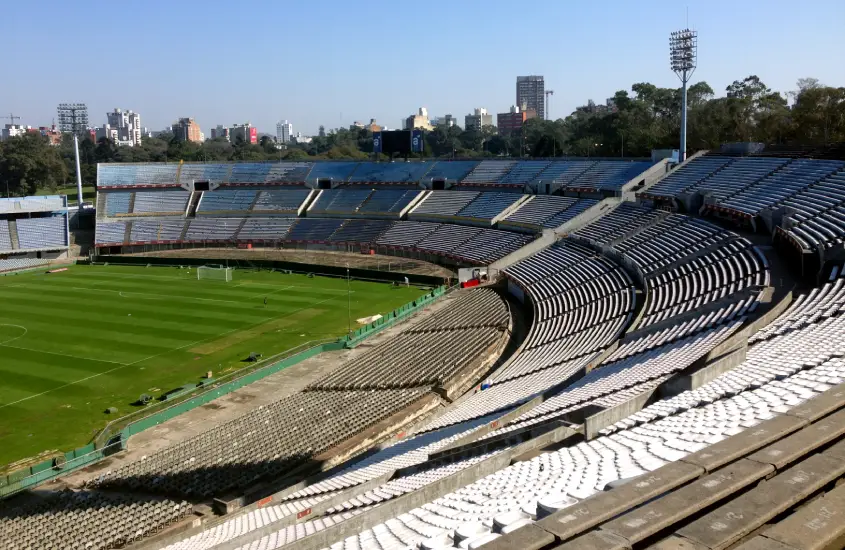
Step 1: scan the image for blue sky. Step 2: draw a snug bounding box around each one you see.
[6,0,844,136]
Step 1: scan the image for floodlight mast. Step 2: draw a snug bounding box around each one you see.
[670,29,697,162]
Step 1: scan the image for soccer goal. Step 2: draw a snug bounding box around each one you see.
[197,265,233,282]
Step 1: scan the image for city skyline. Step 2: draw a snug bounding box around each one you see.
[5,0,845,136]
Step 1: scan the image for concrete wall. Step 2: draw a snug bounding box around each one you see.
[584,386,660,439]
[621,158,669,195]
[489,229,556,270]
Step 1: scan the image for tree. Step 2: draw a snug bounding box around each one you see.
[0,133,68,196]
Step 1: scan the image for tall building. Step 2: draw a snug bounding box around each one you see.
[57,103,89,135]
[229,123,257,144]
[404,107,433,131]
[464,108,493,131]
[516,76,545,121]
[100,108,142,146]
[173,118,203,142]
[210,125,230,141]
[497,105,537,137]
[276,120,293,143]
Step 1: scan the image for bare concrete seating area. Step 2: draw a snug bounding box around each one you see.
[93,387,431,499]
[310,290,509,392]
[0,491,192,550]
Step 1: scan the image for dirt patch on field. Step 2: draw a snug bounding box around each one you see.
[189,308,324,354]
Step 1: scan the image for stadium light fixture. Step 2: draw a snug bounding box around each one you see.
[670,28,697,162]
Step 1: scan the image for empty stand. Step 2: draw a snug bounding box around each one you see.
[197,190,257,215]
[357,190,421,216]
[410,191,480,218]
[184,218,241,241]
[565,161,653,192]
[237,218,296,241]
[15,216,68,249]
[347,162,433,183]
[329,219,394,244]
[503,196,598,230]
[642,156,735,199]
[457,193,522,222]
[284,218,344,242]
[252,189,311,213]
[424,161,480,183]
[460,161,517,184]
[132,190,191,215]
[309,189,373,215]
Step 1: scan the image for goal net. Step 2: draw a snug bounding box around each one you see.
[197,265,233,282]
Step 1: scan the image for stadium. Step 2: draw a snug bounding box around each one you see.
[3,29,845,550]
[2,143,845,549]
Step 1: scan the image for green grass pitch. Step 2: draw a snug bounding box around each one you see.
[0,264,427,469]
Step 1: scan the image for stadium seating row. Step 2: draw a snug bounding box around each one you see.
[310,290,509,391]
[95,217,532,265]
[96,160,655,191]
[98,189,600,239]
[0,491,192,550]
[1,215,69,251]
[639,155,845,250]
[210,268,845,550]
[573,202,769,341]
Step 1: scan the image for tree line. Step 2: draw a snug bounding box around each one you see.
[1,75,843,197]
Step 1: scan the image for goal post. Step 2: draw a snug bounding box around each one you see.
[197,265,233,282]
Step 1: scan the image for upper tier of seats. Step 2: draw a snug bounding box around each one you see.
[96,160,655,190]
[641,155,845,218]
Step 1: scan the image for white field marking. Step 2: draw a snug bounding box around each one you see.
[9,283,247,306]
[0,295,339,409]
[226,280,356,294]
[0,324,28,345]
[0,343,125,366]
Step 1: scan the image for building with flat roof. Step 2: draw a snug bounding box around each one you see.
[464,108,493,131]
[516,75,545,121]
[229,123,257,144]
[497,105,537,137]
[276,120,293,143]
[404,107,433,131]
[102,109,142,146]
[173,118,202,142]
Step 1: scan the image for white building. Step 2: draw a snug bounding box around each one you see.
[276,120,293,143]
[1,124,30,140]
[464,108,493,131]
[103,108,142,146]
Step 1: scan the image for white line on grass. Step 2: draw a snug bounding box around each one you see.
[0,324,28,345]
[0,295,339,410]
[0,343,125,366]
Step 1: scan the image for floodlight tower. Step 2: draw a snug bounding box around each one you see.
[670,29,697,161]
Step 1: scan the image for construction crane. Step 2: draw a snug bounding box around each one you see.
[544,91,554,120]
[2,113,21,125]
